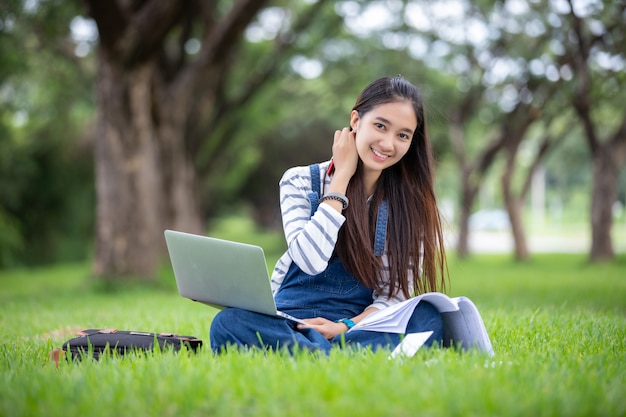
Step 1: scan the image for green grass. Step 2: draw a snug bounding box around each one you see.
[1,229,625,416]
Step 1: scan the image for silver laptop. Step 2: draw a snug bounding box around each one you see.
[164,230,306,324]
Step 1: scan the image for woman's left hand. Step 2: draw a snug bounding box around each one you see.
[298,317,347,340]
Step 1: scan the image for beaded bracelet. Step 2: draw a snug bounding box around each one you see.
[321,192,349,210]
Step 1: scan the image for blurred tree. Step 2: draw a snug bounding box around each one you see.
[399,0,552,259]
[559,0,626,261]
[395,0,625,261]
[0,0,95,267]
[234,2,449,230]
[83,0,333,281]
[4,0,623,273]
[482,3,570,261]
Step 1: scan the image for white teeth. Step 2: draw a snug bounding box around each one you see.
[372,148,388,159]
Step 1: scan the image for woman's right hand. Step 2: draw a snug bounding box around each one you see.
[297,317,348,340]
[331,127,358,184]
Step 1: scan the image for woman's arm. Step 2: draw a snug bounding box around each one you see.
[279,127,359,275]
[278,164,345,276]
[322,127,357,213]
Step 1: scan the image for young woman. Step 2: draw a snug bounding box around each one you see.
[210,75,447,354]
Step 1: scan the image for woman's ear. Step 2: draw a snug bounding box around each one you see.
[350,110,360,131]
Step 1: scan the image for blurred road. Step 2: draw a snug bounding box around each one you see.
[445,230,626,254]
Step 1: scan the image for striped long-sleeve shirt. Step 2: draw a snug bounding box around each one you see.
[270,160,420,312]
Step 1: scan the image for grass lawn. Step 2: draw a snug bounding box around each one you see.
[0,228,624,416]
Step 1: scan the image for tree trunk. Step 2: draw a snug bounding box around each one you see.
[589,146,620,261]
[92,58,203,281]
[453,141,505,258]
[92,60,161,280]
[85,0,282,282]
[500,143,529,262]
[502,171,530,261]
[456,178,477,258]
[563,2,626,262]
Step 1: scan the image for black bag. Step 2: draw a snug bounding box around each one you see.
[51,328,202,366]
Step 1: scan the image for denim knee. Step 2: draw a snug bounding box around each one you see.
[209,308,238,352]
[210,308,271,352]
[405,301,443,347]
[210,308,319,353]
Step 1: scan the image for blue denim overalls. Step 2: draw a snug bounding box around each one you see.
[210,164,442,354]
[273,163,381,322]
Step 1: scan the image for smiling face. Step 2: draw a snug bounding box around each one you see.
[350,100,417,185]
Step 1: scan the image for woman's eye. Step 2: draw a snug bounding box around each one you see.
[375,123,385,130]
[399,133,409,140]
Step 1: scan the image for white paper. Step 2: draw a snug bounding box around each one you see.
[348,297,421,333]
[348,292,461,334]
[389,331,433,358]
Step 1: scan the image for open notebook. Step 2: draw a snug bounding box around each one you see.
[350,292,494,355]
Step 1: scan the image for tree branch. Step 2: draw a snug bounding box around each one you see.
[212,0,335,127]
[520,133,561,200]
[198,0,270,70]
[192,0,336,162]
[169,0,270,110]
[121,1,186,66]
[84,0,128,53]
[85,0,186,65]
[566,0,599,154]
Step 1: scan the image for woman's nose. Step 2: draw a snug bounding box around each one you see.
[379,133,394,150]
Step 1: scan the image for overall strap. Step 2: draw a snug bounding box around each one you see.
[308,162,388,255]
[307,164,322,216]
[374,199,388,256]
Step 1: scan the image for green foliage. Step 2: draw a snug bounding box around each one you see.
[0,0,95,267]
[0,253,624,417]
[235,29,454,226]
[1,0,624,270]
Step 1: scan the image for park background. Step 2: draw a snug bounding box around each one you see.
[1,1,625,416]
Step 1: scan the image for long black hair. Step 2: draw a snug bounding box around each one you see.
[336,76,447,297]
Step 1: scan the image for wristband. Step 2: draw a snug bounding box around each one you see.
[321,192,349,210]
[335,318,356,329]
